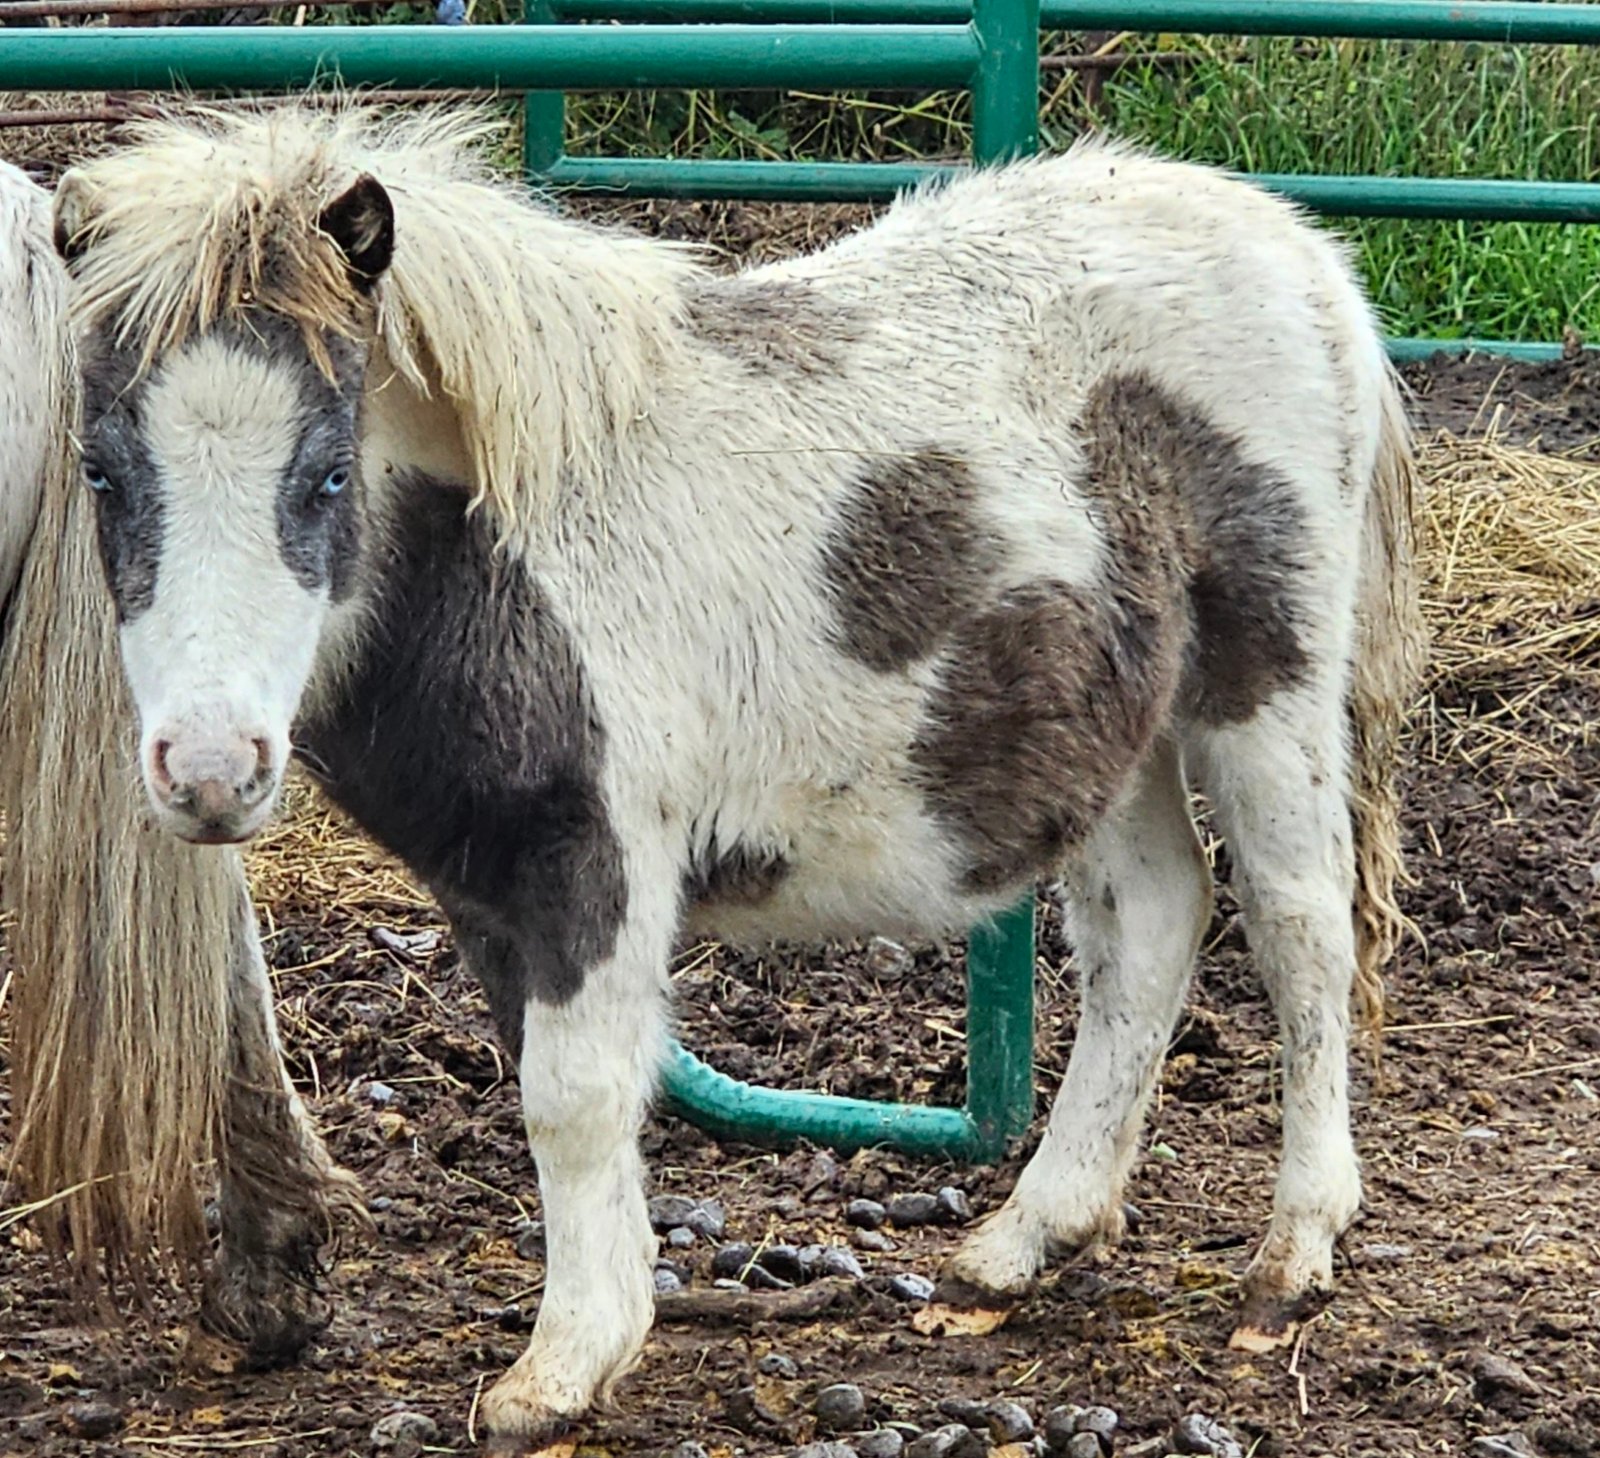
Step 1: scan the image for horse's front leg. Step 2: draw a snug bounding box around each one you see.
[469,865,675,1445]
[201,887,366,1366]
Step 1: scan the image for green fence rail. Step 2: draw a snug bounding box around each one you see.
[4,0,1596,1161]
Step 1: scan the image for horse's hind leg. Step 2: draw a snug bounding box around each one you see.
[946,737,1212,1298]
[1190,687,1362,1342]
[201,893,365,1366]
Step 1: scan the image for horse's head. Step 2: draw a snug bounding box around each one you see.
[56,172,396,844]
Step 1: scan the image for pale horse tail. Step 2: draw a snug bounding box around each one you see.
[1348,370,1429,1031]
[0,168,240,1286]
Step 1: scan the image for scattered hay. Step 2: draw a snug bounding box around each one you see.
[1415,428,1600,776]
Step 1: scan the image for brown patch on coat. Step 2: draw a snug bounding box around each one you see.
[911,372,1313,891]
[685,276,863,375]
[822,448,999,673]
[684,839,792,910]
[1080,373,1312,725]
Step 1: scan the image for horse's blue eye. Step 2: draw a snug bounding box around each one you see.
[321,468,350,497]
[83,464,112,494]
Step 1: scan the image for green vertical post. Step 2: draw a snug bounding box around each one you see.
[970,0,1040,164]
[966,897,1037,1150]
[964,0,1040,1157]
[521,0,565,181]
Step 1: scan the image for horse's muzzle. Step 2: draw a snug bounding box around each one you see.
[149,732,277,843]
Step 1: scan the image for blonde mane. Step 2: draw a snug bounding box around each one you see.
[56,101,702,526]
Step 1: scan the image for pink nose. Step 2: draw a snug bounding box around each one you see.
[150,734,275,837]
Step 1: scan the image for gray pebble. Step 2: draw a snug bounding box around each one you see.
[686,1199,727,1240]
[513,1219,545,1261]
[1075,1406,1119,1446]
[816,1382,869,1432]
[858,1431,907,1458]
[712,1242,756,1279]
[936,1186,973,1223]
[797,1445,859,1458]
[761,1243,807,1283]
[1043,1407,1084,1455]
[1470,1437,1536,1458]
[61,1403,123,1441]
[653,1267,684,1296]
[1361,1241,1413,1263]
[938,1397,990,1427]
[855,1229,896,1253]
[906,1425,987,1458]
[648,1194,700,1233]
[664,1445,710,1458]
[819,1245,867,1280]
[846,1198,888,1230]
[1172,1414,1242,1458]
[986,1399,1034,1442]
[1121,1200,1145,1231]
[370,1411,440,1450]
[888,1271,936,1302]
[713,1277,746,1290]
[757,1352,800,1379]
[1063,1435,1101,1458]
[666,1225,696,1249]
[366,1080,397,1106]
[888,1192,942,1227]
[368,1196,394,1214]
[866,935,914,980]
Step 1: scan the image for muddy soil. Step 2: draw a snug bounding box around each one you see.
[2,191,1599,1458]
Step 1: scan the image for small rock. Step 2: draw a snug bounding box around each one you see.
[1075,1406,1119,1449]
[648,1194,700,1233]
[745,1263,795,1291]
[371,1411,440,1451]
[667,1225,696,1249]
[686,1199,727,1240]
[653,1266,684,1296]
[938,1397,990,1427]
[368,1195,394,1214]
[494,1303,526,1332]
[1042,1407,1084,1455]
[513,1219,545,1260]
[847,1198,888,1230]
[1470,1436,1536,1458]
[816,1382,869,1432]
[855,1230,896,1253]
[1472,1351,1542,1405]
[1462,1126,1499,1142]
[61,1402,123,1440]
[888,1193,943,1227]
[985,1400,1034,1442]
[819,1245,867,1280]
[797,1445,859,1458]
[1172,1413,1243,1458]
[1121,1200,1145,1232]
[1361,1242,1412,1263]
[760,1243,807,1283]
[937,1186,973,1224]
[712,1242,756,1279]
[858,1431,906,1458]
[888,1271,936,1302]
[714,1277,746,1290]
[366,1080,397,1106]
[1063,1436,1102,1458]
[907,1424,987,1458]
[664,1445,710,1458]
[866,935,914,980]
[757,1352,800,1379]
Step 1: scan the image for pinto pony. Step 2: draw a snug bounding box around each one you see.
[0,159,361,1346]
[36,104,1424,1441]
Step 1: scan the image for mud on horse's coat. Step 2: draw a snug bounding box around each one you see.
[35,104,1424,1443]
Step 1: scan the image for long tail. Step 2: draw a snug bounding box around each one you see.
[1348,370,1429,1030]
[0,192,239,1287]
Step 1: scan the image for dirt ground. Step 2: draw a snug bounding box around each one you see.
[2,189,1600,1458]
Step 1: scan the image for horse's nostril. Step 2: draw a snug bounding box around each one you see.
[252,738,272,774]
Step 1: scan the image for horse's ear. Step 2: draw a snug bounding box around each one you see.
[318,173,395,294]
[52,170,97,263]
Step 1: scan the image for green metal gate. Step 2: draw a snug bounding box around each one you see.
[3,0,1596,1162]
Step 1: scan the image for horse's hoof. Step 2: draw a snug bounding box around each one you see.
[478,1361,588,1447]
[200,1246,330,1369]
